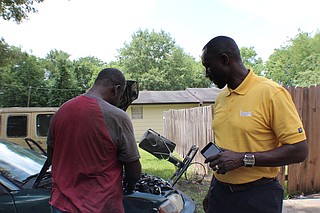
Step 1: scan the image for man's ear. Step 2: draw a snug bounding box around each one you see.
[113,85,122,96]
[221,53,230,65]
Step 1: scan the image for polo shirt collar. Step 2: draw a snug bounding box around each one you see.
[226,69,255,96]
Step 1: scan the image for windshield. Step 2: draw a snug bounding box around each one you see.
[0,139,46,183]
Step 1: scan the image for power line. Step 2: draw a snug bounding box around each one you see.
[0,84,86,91]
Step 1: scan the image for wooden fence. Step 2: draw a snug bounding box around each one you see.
[163,85,320,194]
[163,105,214,167]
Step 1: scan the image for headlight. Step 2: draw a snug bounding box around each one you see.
[159,193,184,213]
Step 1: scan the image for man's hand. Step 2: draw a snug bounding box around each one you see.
[204,150,244,174]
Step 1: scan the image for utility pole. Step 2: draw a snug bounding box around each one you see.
[27,86,32,107]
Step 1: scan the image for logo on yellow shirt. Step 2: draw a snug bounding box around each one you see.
[240,111,252,116]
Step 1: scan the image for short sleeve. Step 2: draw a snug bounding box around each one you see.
[117,113,140,162]
[270,89,307,145]
[99,100,140,162]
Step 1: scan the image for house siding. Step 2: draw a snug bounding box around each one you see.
[127,103,199,141]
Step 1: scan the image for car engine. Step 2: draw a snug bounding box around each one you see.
[134,173,174,195]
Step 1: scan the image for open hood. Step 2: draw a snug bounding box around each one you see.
[139,129,198,186]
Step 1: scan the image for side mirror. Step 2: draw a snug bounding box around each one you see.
[117,80,139,111]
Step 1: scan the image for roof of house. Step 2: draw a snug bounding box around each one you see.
[186,88,222,103]
[132,87,222,105]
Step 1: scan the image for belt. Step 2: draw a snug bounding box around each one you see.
[216,177,275,192]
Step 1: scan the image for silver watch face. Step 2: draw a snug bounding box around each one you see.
[244,154,255,166]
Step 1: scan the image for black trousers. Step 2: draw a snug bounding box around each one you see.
[208,178,284,213]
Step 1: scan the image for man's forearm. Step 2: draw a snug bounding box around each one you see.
[254,140,308,167]
[123,160,142,192]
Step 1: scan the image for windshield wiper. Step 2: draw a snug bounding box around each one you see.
[22,173,39,184]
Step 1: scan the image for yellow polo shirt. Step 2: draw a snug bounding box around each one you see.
[213,70,306,184]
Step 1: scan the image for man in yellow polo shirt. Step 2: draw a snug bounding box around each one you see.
[201,36,308,213]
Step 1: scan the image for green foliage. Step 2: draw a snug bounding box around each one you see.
[298,54,320,86]
[240,47,265,76]
[0,46,47,107]
[117,29,210,90]
[44,50,76,106]
[0,47,104,107]
[1,0,45,23]
[2,28,320,107]
[74,56,107,89]
[0,38,11,66]
[266,31,320,86]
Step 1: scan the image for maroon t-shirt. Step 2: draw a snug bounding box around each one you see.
[47,95,140,213]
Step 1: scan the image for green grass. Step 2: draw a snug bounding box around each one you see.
[139,147,177,179]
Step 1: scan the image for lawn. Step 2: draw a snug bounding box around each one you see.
[139,148,177,179]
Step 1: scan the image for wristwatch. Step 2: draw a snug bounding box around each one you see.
[243,154,255,167]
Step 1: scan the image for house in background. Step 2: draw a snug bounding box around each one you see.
[126,87,222,140]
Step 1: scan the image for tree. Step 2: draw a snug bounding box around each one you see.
[118,29,175,82]
[240,47,265,76]
[297,54,320,86]
[266,31,320,86]
[44,50,82,106]
[0,45,109,107]
[0,46,47,107]
[1,0,45,23]
[1,0,46,96]
[117,29,210,90]
[73,56,106,90]
[161,47,209,90]
[0,38,10,66]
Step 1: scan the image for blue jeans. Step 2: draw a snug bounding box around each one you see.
[51,205,69,213]
[208,178,284,213]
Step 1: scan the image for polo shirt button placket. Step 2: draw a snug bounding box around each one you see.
[227,95,234,120]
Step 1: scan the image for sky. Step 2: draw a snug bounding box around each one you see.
[1,0,320,63]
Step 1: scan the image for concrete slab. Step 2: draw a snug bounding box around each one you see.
[283,199,320,213]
